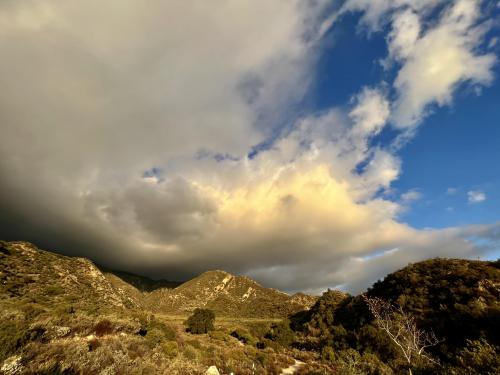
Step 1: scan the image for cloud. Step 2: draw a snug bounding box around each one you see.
[446,187,458,195]
[401,189,422,203]
[340,0,446,31]
[341,0,497,128]
[389,0,497,127]
[468,190,486,203]
[0,0,498,295]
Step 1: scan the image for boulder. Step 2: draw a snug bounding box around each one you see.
[204,365,220,375]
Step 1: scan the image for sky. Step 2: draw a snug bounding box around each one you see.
[0,0,499,294]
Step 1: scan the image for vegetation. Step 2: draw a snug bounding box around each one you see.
[292,257,500,374]
[186,308,215,334]
[1,240,498,374]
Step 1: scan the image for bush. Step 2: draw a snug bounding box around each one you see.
[183,344,199,361]
[456,339,500,374]
[147,319,176,341]
[0,320,30,361]
[94,319,114,337]
[231,328,257,346]
[145,328,166,348]
[265,320,295,347]
[208,330,228,341]
[162,341,179,359]
[186,308,215,334]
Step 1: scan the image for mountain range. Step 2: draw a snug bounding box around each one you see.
[1,240,316,318]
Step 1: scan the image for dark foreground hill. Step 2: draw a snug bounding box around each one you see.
[295,258,500,374]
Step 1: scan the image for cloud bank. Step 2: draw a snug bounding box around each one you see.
[0,0,498,294]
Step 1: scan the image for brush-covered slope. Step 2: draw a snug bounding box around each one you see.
[0,241,131,311]
[368,258,500,357]
[1,241,307,374]
[0,240,315,319]
[300,258,500,372]
[148,270,317,317]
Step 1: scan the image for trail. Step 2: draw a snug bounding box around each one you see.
[280,359,305,375]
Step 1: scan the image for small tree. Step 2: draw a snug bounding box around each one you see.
[362,295,440,375]
[186,308,215,334]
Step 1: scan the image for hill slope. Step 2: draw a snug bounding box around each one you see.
[299,257,500,373]
[1,240,314,374]
[148,270,316,317]
[0,240,315,318]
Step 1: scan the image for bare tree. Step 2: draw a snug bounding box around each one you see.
[362,294,441,375]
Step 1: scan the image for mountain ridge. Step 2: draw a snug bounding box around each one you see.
[0,240,316,318]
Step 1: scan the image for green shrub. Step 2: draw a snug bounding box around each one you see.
[456,339,500,375]
[162,341,178,359]
[186,308,215,334]
[321,346,335,362]
[145,328,165,347]
[208,330,228,341]
[147,319,176,341]
[0,320,44,362]
[231,328,257,346]
[186,339,202,349]
[183,344,199,361]
[265,320,294,347]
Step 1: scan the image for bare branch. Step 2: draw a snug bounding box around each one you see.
[362,294,442,373]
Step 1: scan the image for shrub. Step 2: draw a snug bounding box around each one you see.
[265,320,295,347]
[183,344,199,361]
[231,328,257,346]
[456,339,500,374]
[208,330,228,341]
[148,319,176,341]
[94,319,114,337]
[186,308,215,334]
[45,285,65,296]
[145,328,165,348]
[162,341,179,359]
[88,338,101,351]
[0,320,30,361]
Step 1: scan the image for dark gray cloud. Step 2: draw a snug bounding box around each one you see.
[0,0,498,294]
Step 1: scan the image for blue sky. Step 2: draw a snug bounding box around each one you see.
[0,0,499,293]
[311,3,500,231]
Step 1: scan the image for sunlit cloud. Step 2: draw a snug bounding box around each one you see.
[0,0,498,294]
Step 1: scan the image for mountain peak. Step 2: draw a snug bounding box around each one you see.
[0,240,316,318]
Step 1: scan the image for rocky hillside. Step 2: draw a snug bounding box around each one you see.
[148,270,317,317]
[0,241,131,311]
[0,241,315,318]
[0,240,316,374]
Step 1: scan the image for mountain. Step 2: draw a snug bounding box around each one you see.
[147,270,316,317]
[0,240,318,374]
[0,240,315,318]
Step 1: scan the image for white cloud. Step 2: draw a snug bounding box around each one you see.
[340,0,446,31]
[340,0,497,128]
[387,8,421,61]
[468,190,486,203]
[0,0,498,294]
[401,189,422,203]
[390,0,497,127]
[447,187,458,195]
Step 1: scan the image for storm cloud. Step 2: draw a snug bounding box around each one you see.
[1,0,498,294]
